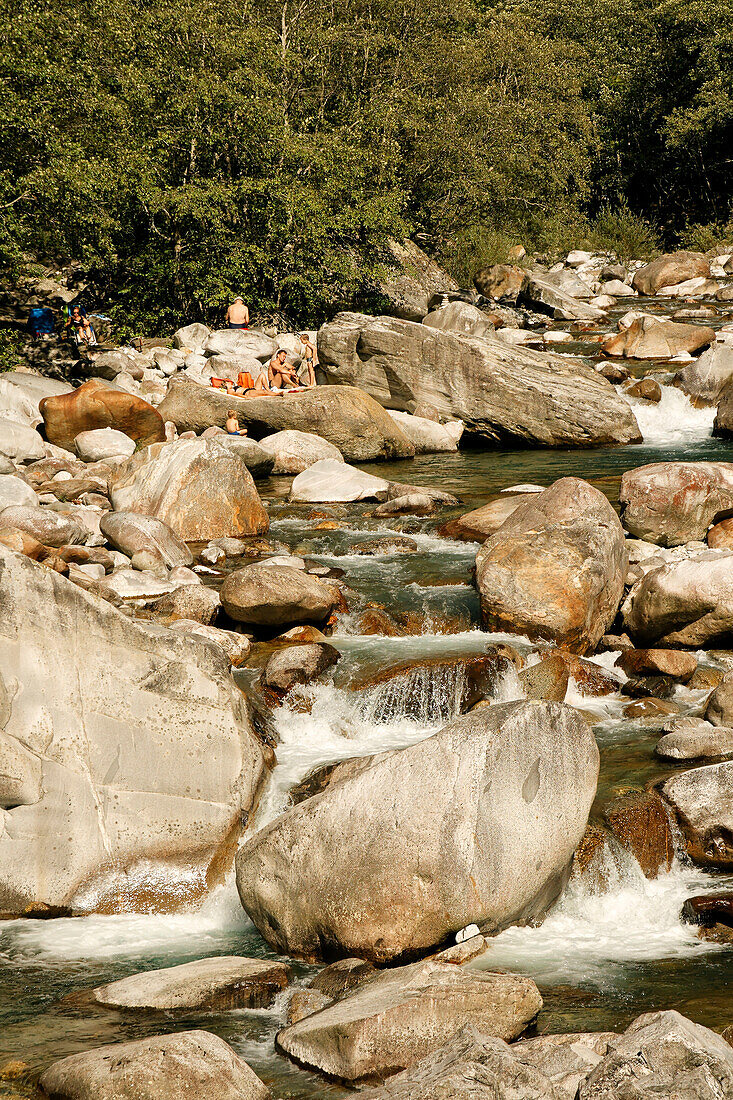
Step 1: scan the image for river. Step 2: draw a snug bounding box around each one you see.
[1,322,733,1096]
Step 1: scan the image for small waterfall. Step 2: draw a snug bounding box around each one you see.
[356,663,473,725]
[622,383,715,444]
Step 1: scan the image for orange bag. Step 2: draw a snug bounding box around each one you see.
[210,377,233,390]
[237,371,255,390]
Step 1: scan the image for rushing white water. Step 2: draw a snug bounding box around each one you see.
[474,854,732,987]
[623,383,715,444]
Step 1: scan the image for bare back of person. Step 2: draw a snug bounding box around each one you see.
[226,298,249,327]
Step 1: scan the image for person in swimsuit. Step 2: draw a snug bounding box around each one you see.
[298,333,317,388]
[225,297,249,329]
[267,349,300,390]
[225,410,248,435]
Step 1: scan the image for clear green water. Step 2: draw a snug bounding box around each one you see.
[3,415,733,1096]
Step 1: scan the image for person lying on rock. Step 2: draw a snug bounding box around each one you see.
[298,333,317,388]
[211,376,236,394]
[225,410,248,435]
[225,297,249,329]
[268,349,301,391]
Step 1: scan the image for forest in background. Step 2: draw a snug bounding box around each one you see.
[1,0,731,329]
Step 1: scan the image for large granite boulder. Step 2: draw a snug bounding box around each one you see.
[422,300,495,339]
[522,274,604,320]
[0,504,86,547]
[74,427,136,461]
[221,563,337,628]
[0,547,267,914]
[258,429,343,474]
[579,1010,733,1098]
[216,435,276,476]
[474,264,528,302]
[678,342,733,404]
[619,461,733,545]
[0,418,45,463]
[357,1026,564,1100]
[602,317,715,358]
[108,438,269,540]
[88,956,290,1011]
[276,961,542,1082]
[100,511,193,567]
[236,700,599,964]
[633,252,711,295]
[38,1031,271,1100]
[290,459,389,502]
[440,493,537,542]
[377,238,458,321]
[157,376,414,462]
[203,329,275,360]
[661,762,733,869]
[713,375,733,437]
[475,478,627,654]
[0,475,38,511]
[39,379,166,452]
[387,410,462,453]
[173,322,211,349]
[623,550,733,646]
[317,313,640,446]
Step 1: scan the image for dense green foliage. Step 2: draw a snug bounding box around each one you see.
[1,0,731,328]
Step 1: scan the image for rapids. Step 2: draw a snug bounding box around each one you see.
[3,319,733,1095]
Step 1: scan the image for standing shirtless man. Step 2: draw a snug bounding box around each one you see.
[225,297,249,328]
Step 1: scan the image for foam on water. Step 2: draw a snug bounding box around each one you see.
[622,383,715,444]
[474,856,732,987]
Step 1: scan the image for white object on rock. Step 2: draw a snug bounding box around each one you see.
[290,459,389,503]
[74,427,137,462]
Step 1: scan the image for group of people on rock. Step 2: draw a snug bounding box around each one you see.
[212,297,319,397]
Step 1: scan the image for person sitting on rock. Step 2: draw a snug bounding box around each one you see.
[225,410,248,435]
[268,349,301,391]
[66,304,97,346]
[225,297,249,329]
[298,333,317,388]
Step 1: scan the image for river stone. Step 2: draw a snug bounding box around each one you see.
[579,1010,733,1099]
[474,263,528,302]
[39,379,166,452]
[158,377,414,462]
[373,493,437,516]
[656,721,733,761]
[38,1030,271,1100]
[150,583,221,624]
[616,648,698,681]
[713,376,733,438]
[475,478,627,654]
[100,512,193,568]
[439,493,536,542]
[96,567,175,600]
[74,427,136,462]
[275,960,542,1082]
[108,438,269,540]
[623,550,733,646]
[602,790,674,878]
[173,322,211,350]
[90,956,290,1011]
[619,461,733,545]
[422,300,495,339]
[308,958,377,999]
[678,342,733,404]
[519,655,570,702]
[203,329,275,360]
[261,643,340,694]
[0,504,86,547]
[602,317,715,359]
[0,546,267,914]
[318,313,640,447]
[0,418,45,464]
[661,762,733,869]
[290,459,389,503]
[633,252,711,295]
[216,436,276,476]
[626,377,662,402]
[514,1032,620,1100]
[704,671,733,727]
[236,701,598,964]
[522,275,604,321]
[168,620,251,665]
[221,564,337,628]
[387,410,462,453]
[0,378,43,428]
[258,429,344,474]
[0,476,37,512]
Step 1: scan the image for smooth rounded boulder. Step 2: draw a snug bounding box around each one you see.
[619,461,733,546]
[602,317,714,359]
[39,379,166,452]
[203,328,275,360]
[623,550,733,646]
[221,564,337,628]
[678,342,733,404]
[632,252,711,295]
[475,477,627,654]
[0,475,38,511]
[0,504,86,547]
[100,511,193,567]
[38,1030,271,1100]
[108,438,269,540]
[74,427,136,461]
[258,429,344,474]
[157,377,414,462]
[235,700,599,964]
[0,418,45,463]
[290,459,389,503]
